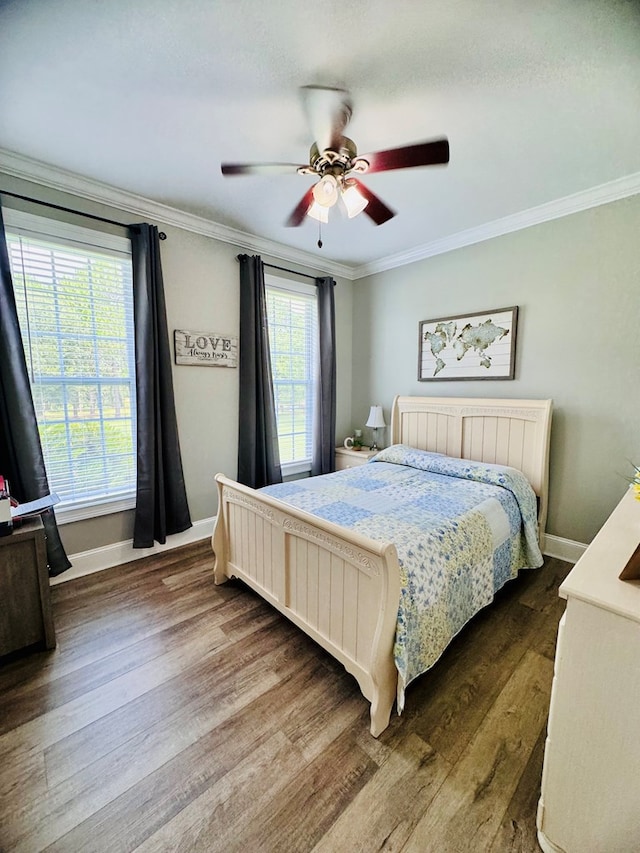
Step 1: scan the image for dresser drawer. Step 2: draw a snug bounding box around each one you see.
[335,447,377,470]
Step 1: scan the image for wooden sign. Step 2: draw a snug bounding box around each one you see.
[174,330,238,367]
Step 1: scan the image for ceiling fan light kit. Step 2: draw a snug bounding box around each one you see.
[309,172,369,220]
[220,85,449,239]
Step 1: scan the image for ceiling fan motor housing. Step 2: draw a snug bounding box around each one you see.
[306,138,368,177]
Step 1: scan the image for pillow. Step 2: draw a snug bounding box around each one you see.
[370,444,445,467]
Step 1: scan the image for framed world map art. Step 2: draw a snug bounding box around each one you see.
[418,306,518,381]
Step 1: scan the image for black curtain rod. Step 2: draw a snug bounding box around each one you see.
[236,256,334,284]
[265,261,318,281]
[0,189,167,239]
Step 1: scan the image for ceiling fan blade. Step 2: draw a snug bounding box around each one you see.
[285,186,315,227]
[300,85,352,151]
[350,179,396,225]
[221,162,305,176]
[359,138,449,174]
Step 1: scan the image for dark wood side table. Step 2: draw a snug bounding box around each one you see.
[0,517,56,657]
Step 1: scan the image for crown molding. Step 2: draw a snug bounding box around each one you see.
[352,171,640,278]
[0,148,355,281]
[2,147,638,282]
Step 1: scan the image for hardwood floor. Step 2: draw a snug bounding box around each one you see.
[0,541,571,852]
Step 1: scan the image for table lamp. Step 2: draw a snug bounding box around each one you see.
[365,405,386,451]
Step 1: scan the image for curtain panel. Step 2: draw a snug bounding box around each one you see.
[237,254,282,488]
[130,224,191,548]
[0,205,70,575]
[311,276,337,476]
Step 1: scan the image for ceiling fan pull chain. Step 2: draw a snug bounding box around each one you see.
[317,221,323,249]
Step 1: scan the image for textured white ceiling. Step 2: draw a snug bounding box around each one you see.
[1,0,639,268]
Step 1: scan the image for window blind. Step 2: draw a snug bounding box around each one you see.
[5,212,136,516]
[265,278,318,470]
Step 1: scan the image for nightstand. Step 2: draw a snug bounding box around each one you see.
[0,517,56,657]
[335,446,378,471]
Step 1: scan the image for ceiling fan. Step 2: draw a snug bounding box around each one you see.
[221,86,449,230]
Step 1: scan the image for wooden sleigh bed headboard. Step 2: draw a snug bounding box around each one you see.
[390,396,553,537]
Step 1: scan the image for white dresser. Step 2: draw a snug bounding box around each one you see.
[537,489,640,853]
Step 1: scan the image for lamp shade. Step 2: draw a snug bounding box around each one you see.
[341,184,369,218]
[365,405,386,429]
[312,174,339,207]
[307,201,329,223]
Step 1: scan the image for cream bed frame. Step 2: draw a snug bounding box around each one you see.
[211,396,552,736]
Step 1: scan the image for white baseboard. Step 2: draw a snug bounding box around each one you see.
[51,517,215,585]
[542,533,586,564]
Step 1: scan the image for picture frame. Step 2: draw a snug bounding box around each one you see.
[418,306,518,381]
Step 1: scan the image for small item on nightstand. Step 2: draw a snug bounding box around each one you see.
[344,429,364,450]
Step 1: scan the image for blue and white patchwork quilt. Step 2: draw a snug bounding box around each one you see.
[261,445,543,709]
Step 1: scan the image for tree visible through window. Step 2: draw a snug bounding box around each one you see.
[265,276,318,472]
[5,211,136,518]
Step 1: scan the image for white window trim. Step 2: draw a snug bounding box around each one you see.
[280,459,312,477]
[5,208,137,518]
[56,495,136,524]
[3,208,131,255]
[264,273,316,298]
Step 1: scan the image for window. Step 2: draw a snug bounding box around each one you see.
[265,275,318,475]
[4,210,136,521]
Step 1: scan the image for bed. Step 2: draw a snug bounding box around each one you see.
[211,396,552,736]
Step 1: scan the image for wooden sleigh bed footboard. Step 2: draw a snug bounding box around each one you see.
[212,474,402,736]
[211,396,552,737]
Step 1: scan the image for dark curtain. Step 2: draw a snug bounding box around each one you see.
[237,254,282,488]
[130,224,191,548]
[0,206,71,575]
[311,277,337,476]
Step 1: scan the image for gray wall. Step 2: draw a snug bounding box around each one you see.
[4,169,638,551]
[351,195,640,544]
[0,173,353,555]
